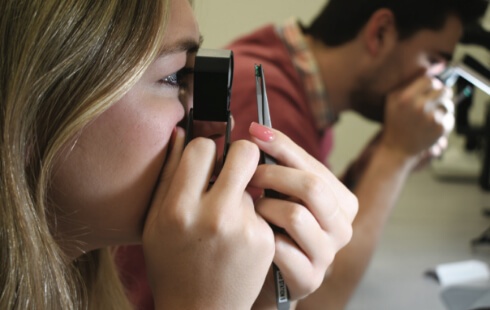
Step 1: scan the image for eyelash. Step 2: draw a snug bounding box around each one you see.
[159,67,194,89]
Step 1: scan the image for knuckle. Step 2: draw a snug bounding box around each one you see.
[202,219,222,236]
[258,229,275,255]
[301,174,326,197]
[310,272,325,293]
[286,205,308,230]
[323,245,336,267]
[242,221,275,256]
[347,192,359,216]
[300,264,331,296]
[200,211,231,236]
[301,273,323,296]
[341,224,354,247]
[160,205,193,234]
[291,273,317,299]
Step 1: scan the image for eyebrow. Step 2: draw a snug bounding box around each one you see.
[159,35,203,57]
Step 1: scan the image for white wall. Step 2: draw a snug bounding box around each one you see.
[194,0,326,49]
[193,1,490,175]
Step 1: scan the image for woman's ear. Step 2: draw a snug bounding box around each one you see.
[362,8,397,57]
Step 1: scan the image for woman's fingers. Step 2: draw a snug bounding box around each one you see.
[272,233,338,299]
[250,164,357,225]
[255,197,345,300]
[249,122,328,175]
[153,127,185,200]
[144,134,276,309]
[180,138,217,192]
[247,122,358,303]
[249,123,358,216]
[255,197,349,259]
[211,139,260,204]
[144,134,217,235]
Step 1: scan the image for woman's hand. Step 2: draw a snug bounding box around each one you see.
[143,127,275,310]
[248,123,358,308]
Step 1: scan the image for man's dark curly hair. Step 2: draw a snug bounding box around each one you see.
[303,0,488,46]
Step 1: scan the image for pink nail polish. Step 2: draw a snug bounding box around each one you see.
[249,122,274,142]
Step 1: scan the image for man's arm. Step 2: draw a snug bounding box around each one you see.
[296,140,418,309]
[297,75,454,309]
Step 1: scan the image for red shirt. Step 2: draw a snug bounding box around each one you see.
[226,24,333,163]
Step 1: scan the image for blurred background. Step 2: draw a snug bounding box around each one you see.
[194,1,490,309]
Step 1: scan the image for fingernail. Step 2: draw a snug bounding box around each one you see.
[249,122,274,142]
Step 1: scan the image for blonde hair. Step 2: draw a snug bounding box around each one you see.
[1,0,169,308]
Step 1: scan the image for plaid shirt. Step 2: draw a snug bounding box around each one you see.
[276,18,338,131]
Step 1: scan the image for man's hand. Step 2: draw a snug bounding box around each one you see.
[381,75,454,167]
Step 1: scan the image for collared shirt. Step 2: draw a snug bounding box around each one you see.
[276,17,338,131]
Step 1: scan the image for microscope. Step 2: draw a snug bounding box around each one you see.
[434,22,490,247]
[432,21,490,191]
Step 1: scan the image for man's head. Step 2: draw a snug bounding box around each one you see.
[304,0,487,47]
[303,0,488,122]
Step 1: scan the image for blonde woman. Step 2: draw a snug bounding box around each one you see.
[0,0,357,309]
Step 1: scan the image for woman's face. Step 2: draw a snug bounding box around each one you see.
[50,0,201,256]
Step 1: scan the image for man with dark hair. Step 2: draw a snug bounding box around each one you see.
[224,0,488,308]
[306,0,485,45]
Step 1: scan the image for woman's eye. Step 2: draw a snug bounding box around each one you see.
[159,67,193,89]
[161,73,179,87]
